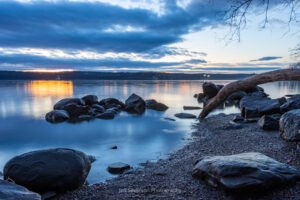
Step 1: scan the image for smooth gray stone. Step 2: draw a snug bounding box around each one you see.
[125,93,146,114]
[280,109,300,141]
[45,110,69,123]
[99,98,125,109]
[146,99,168,111]
[107,162,131,174]
[82,95,98,105]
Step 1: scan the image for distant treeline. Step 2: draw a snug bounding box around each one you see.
[0,71,253,80]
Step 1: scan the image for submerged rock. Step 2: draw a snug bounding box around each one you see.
[258,115,279,131]
[280,109,300,142]
[53,98,85,110]
[202,82,219,98]
[125,94,146,114]
[175,113,196,119]
[82,95,98,105]
[99,98,125,109]
[45,110,69,123]
[107,162,131,174]
[95,112,115,120]
[192,152,300,193]
[183,106,201,110]
[0,179,41,200]
[3,148,92,194]
[280,95,300,113]
[146,99,168,111]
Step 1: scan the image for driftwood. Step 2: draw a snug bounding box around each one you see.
[199,69,300,119]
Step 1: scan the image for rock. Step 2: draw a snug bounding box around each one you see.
[125,94,146,114]
[228,121,243,129]
[82,95,98,105]
[193,93,198,98]
[106,108,120,114]
[277,97,287,105]
[95,112,115,120]
[107,162,131,174]
[45,110,69,123]
[3,148,92,193]
[249,91,268,98]
[110,145,118,149]
[197,93,206,102]
[0,171,2,179]
[240,96,280,118]
[280,109,300,141]
[202,82,219,98]
[244,86,264,93]
[99,98,125,109]
[216,84,224,91]
[164,117,176,121]
[145,99,168,111]
[87,155,97,163]
[227,91,247,101]
[243,118,260,123]
[232,115,244,122]
[280,95,300,113]
[60,103,90,118]
[78,115,94,121]
[53,98,85,110]
[175,113,196,119]
[183,106,201,110]
[258,115,279,130]
[192,152,300,193]
[92,104,105,113]
[0,179,41,200]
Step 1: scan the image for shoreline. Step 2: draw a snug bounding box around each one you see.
[57,113,300,200]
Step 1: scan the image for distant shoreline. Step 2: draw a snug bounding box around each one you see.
[0,71,253,81]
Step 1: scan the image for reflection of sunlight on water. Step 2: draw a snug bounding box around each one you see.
[24,80,73,97]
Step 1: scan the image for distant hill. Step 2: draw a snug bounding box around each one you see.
[0,71,253,80]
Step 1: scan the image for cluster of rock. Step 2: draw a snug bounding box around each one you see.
[46,93,168,123]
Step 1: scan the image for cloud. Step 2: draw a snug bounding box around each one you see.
[250,56,283,62]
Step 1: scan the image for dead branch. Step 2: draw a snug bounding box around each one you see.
[199,69,300,119]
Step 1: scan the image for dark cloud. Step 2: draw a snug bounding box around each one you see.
[250,56,283,62]
[187,59,207,64]
[0,0,226,53]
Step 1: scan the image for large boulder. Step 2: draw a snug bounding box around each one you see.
[192,152,300,193]
[59,103,90,118]
[125,94,146,114]
[99,98,125,109]
[45,110,69,123]
[53,98,85,110]
[202,82,219,98]
[145,99,168,111]
[280,95,300,113]
[240,96,280,118]
[3,148,92,194]
[280,109,300,142]
[0,179,41,200]
[258,115,279,130]
[82,95,98,105]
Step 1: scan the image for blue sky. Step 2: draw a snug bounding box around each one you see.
[0,0,299,73]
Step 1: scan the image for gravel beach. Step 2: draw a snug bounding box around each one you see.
[57,113,300,200]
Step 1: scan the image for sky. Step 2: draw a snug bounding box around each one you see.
[0,0,299,73]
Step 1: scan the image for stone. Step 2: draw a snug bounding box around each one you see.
[228,121,243,129]
[192,152,300,193]
[216,84,224,91]
[107,162,131,174]
[125,94,146,114]
[244,86,264,93]
[53,98,85,110]
[99,98,125,109]
[280,95,300,113]
[202,82,219,98]
[258,115,279,130]
[197,93,206,102]
[183,106,201,110]
[277,97,287,105]
[249,91,268,97]
[240,96,280,118]
[280,109,300,142]
[95,112,115,120]
[110,145,118,149]
[59,103,90,118]
[3,148,92,194]
[78,115,94,121]
[92,104,105,113]
[0,171,2,179]
[164,117,176,121]
[227,91,247,101]
[145,99,168,111]
[106,108,120,114]
[175,113,196,119]
[232,115,244,122]
[82,95,98,105]
[0,179,41,200]
[45,110,69,123]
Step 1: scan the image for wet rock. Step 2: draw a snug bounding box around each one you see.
[164,117,176,121]
[280,109,300,142]
[92,104,105,113]
[95,112,115,120]
[216,84,224,91]
[197,93,206,102]
[244,86,264,93]
[243,118,260,123]
[78,115,94,121]
[277,97,287,105]
[280,95,300,113]
[107,162,131,174]
[53,98,85,110]
[193,93,198,98]
[106,108,120,114]
[192,152,300,193]
[175,113,196,119]
[146,99,168,111]
[232,115,244,122]
[183,106,201,110]
[60,103,90,118]
[45,110,69,123]
[0,171,2,179]
[82,95,98,105]
[202,82,219,98]
[125,93,146,114]
[227,91,247,101]
[88,155,97,163]
[227,121,243,129]
[99,98,125,109]
[240,96,280,118]
[110,145,118,150]
[3,148,92,194]
[258,115,279,130]
[0,179,41,200]
[249,91,268,97]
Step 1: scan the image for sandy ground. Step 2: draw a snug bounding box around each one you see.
[56,114,300,200]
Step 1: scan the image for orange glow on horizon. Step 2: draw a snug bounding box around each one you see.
[22,69,75,73]
[24,80,73,97]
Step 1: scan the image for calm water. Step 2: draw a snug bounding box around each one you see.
[0,80,299,183]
